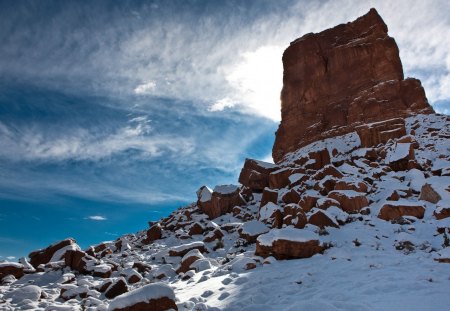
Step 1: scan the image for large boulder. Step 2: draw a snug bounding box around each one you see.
[272,8,433,163]
[328,190,369,213]
[144,223,162,244]
[378,202,425,221]
[168,241,207,257]
[255,228,323,259]
[238,158,279,192]
[201,185,245,219]
[29,238,79,268]
[108,283,177,311]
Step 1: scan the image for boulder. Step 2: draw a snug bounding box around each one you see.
[434,206,450,220]
[202,185,245,219]
[334,180,369,193]
[64,250,91,274]
[298,192,321,213]
[272,8,433,163]
[0,262,24,280]
[356,118,407,147]
[188,222,204,236]
[386,143,415,171]
[177,249,204,274]
[238,220,270,243]
[238,158,279,192]
[378,202,425,221]
[281,188,302,204]
[144,224,162,244]
[255,228,323,259]
[308,209,339,228]
[107,283,177,311]
[203,228,224,243]
[168,241,207,257]
[283,203,307,229]
[328,190,369,213]
[419,183,442,204]
[269,167,305,189]
[29,238,79,268]
[105,277,128,299]
[260,187,278,207]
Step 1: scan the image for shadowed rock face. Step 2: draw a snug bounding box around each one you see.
[273,8,434,163]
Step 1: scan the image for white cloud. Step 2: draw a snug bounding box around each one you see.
[134,81,156,95]
[218,45,283,121]
[87,215,107,221]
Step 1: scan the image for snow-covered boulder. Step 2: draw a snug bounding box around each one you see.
[238,220,270,243]
[328,190,369,213]
[255,228,323,259]
[169,241,207,257]
[108,283,177,311]
[177,249,204,274]
[28,238,80,268]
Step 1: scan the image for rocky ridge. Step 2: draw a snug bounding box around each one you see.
[1,8,450,311]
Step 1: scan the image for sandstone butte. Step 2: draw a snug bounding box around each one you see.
[272,8,434,163]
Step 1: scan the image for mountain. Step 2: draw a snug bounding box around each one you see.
[1,8,449,311]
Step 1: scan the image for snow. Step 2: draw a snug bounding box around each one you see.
[328,189,364,198]
[258,202,281,222]
[386,143,411,163]
[288,173,305,184]
[257,228,319,247]
[0,262,23,268]
[170,241,205,253]
[252,159,278,169]
[197,186,212,202]
[107,283,175,310]
[213,184,239,195]
[239,220,270,236]
[4,285,41,303]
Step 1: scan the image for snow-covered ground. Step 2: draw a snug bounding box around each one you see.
[1,113,449,311]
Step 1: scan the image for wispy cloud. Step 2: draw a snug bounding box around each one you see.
[87,215,107,221]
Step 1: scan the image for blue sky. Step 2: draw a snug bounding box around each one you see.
[1,0,449,259]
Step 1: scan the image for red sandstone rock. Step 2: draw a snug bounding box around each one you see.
[378,202,425,221]
[0,263,24,280]
[29,238,78,268]
[204,185,245,219]
[334,180,369,193]
[419,183,442,204]
[238,158,279,192]
[269,167,306,189]
[328,190,369,213]
[144,224,162,244]
[177,249,204,274]
[255,228,323,259]
[281,188,302,204]
[308,209,339,229]
[283,203,307,228]
[260,187,278,207]
[434,206,450,220]
[356,118,407,147]
[105,277,128,299]
[272,8,433,163]
[64,250,90,274]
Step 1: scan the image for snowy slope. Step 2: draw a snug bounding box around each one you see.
[1,113,449,311]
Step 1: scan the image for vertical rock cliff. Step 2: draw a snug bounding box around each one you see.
[272,8,434,163]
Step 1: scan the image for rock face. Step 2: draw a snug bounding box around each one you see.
[272,8,433,163]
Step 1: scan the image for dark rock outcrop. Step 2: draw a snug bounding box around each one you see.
[272,8,433,163]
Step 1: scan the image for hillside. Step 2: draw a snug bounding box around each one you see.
[1,8,450,311]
